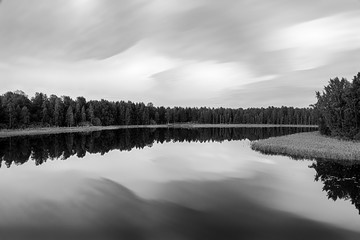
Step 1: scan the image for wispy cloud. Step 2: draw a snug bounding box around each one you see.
[267,11,360,71]
[1,0,360,107]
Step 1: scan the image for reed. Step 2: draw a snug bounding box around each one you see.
[251,131,360,161]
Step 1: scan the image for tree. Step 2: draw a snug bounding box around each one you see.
[81,106,86,123]
[233,111,241,124]
[54,98,62,126]
[75,97,86,125]
[66,106,74,127]
[21,106,30,125]
[141,107,150,125]
[87,103,95,124]
[31,92,46,123]
[344,73,360,136]
[314,73,360,139]
[41,99,50,125]
[0,97,5,128]
[154,112,160,124]
[315,77,351,137]
[165,108,171,124]
[7,102,15,128]
[125,106,131,125]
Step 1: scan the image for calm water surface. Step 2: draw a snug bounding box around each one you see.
[0,127,359,239]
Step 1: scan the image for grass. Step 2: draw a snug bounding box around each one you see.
[0,124,317,138]
[251,131,360,161]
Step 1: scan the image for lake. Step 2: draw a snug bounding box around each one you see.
[0,127,359,240]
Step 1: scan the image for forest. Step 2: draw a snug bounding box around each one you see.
[0,90,317,129]
[315,72,360,139]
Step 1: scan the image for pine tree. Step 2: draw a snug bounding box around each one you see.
[41,100,49,125]
[21,106,30,125]
[81,106,86,123]
[87,103,94,124]
[165,108,171,124]
[66,106,74,127]
[54,98,61,126]
[154,112,160,124]
[8,103,15,128]
[125,107,131,125]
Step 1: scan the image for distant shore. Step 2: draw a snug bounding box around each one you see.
[251,131,360,161]
[0,124,317,138]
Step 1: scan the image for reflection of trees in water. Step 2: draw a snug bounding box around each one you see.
[0,127,314,168]
[310,160,360,214]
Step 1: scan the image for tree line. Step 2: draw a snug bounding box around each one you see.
[0,90,317,129]
[315,72,360,139]
[0,127,314,168]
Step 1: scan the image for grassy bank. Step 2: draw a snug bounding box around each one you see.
[0,124,317,138]
[251,131,360,161]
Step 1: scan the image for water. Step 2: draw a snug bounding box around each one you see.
[0,127,359,240]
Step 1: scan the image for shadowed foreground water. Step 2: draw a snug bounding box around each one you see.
[1,177,359,240]
[0,127,359,239]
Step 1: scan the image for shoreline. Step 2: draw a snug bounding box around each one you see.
[251,131,360,161]
[0,124,317,138]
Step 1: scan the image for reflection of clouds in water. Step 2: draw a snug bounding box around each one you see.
[147,140,260,178]
[0,177,358,240]
[32,140,261,186]
[109,140,262,198]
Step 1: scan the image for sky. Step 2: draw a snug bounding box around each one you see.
[1,0,360,108]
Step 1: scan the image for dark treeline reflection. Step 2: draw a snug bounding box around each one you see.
[0,127,315,168]
[310,160,360,214]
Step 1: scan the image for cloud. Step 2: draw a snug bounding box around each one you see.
[150,61,249,106]
[1,42,180,101]
[3,0,357,63]
[218,80,317,108]
[0,0,149,60]
[149,61,278,107]
[216,48,360,108]
[2,0,360,107]
[267,11,360,71]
